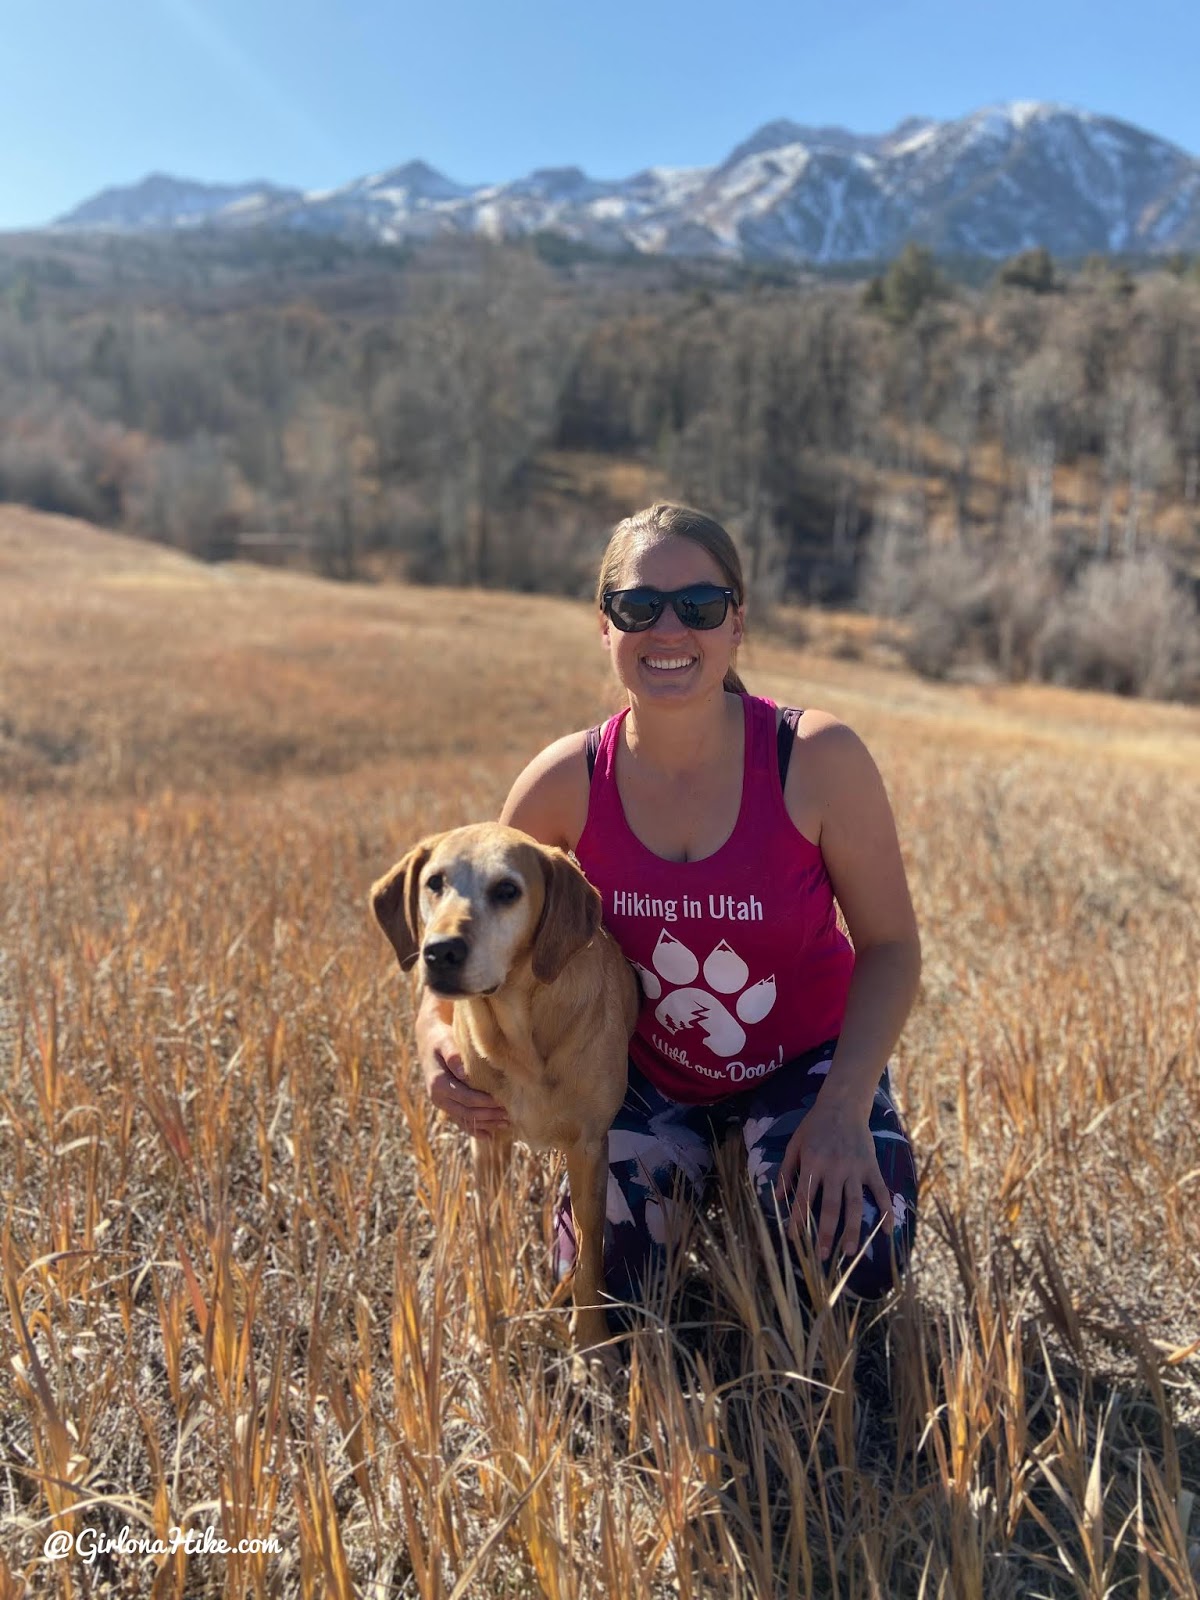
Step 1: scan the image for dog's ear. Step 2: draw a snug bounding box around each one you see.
[532,848,601,984]
[370,838,440,972]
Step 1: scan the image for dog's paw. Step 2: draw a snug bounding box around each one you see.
[570,1335,622,1385]
[570,1306,623,1378]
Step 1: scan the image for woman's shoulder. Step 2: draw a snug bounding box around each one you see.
[775,705,882,837]
[768,697,854,748]
[785,705,853,743]
[499,726,596,851]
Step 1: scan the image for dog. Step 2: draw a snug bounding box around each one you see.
[371,822,638,1352]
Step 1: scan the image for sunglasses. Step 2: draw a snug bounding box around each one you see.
[602,583,737,633]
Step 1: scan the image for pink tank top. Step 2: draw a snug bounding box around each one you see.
[574,693,855,1104]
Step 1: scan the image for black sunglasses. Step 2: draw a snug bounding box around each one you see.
[602,583,737,633]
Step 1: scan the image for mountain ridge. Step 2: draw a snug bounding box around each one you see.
[50,102,1200,263]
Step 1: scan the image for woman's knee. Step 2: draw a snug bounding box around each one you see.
[554,1162,704,1304]
[752,1177,917,1299]
[842,1194,916,1298]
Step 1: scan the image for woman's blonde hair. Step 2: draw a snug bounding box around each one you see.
[596,503,748,694]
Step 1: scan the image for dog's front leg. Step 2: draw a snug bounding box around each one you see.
[471,1131,514,1202]
[565,1135,611,1353]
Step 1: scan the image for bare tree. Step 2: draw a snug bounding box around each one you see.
[942,343,991,541]
[292,405,362,579]
[392,246,573,586]
[1096,376,1174,556]
[128,433,237,560]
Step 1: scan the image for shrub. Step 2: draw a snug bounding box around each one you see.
[1035,553,1200,700]
[887,542,1200,701]
[0,404,138,524]
[900,542,993,678]
[0,436,103,521]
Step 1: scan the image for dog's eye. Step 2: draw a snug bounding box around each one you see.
[490,880,522,905]
[426,873,444,896]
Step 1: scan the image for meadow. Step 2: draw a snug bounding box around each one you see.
[1,506,1198,1598]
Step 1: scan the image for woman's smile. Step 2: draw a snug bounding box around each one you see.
[642,652,698,673]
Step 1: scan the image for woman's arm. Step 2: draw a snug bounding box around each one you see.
[776,715,921,1261]
[804,715,921,1108]
[414,987,511,1136]
[497,729,591,846]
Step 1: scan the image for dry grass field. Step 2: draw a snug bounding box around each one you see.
[1,506,1198,1599]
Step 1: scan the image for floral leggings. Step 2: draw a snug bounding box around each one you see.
[554,1039,918,1307]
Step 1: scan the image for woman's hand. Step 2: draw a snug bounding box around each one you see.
[416,995,510,1138]
[774,1096,893,1263]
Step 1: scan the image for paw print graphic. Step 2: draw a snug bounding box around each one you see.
[632,930,776,1058]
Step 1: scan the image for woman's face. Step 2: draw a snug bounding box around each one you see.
[601,535,744,706]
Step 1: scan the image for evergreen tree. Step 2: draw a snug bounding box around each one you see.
[874,243,943,326]
[997,246,1056,293]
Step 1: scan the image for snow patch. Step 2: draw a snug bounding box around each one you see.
[889,123,941,159]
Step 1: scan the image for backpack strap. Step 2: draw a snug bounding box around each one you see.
[584,723,603,781]
[776,706,805,790]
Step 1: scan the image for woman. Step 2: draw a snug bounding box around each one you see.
[416,503,920,1306]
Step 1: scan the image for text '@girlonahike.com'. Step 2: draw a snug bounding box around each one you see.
[44,1525,282,1564]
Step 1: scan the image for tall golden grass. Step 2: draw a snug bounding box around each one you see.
[1,508,1198,1598]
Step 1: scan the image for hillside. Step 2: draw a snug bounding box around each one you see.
[4,509,1199,798]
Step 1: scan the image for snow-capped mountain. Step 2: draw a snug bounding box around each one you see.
[59,172,304,231]
[52,103,1200,262]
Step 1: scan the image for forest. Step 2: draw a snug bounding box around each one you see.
[2,230,1199,698]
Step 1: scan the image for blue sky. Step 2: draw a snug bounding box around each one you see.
[3,0,1199,230]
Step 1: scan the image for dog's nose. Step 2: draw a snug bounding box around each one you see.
[423,936,469,973]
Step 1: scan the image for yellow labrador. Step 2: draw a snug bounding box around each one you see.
[371,822,637,1351]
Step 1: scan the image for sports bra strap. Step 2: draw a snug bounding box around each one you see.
[588,709,803,786]
[777,706,804,789]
